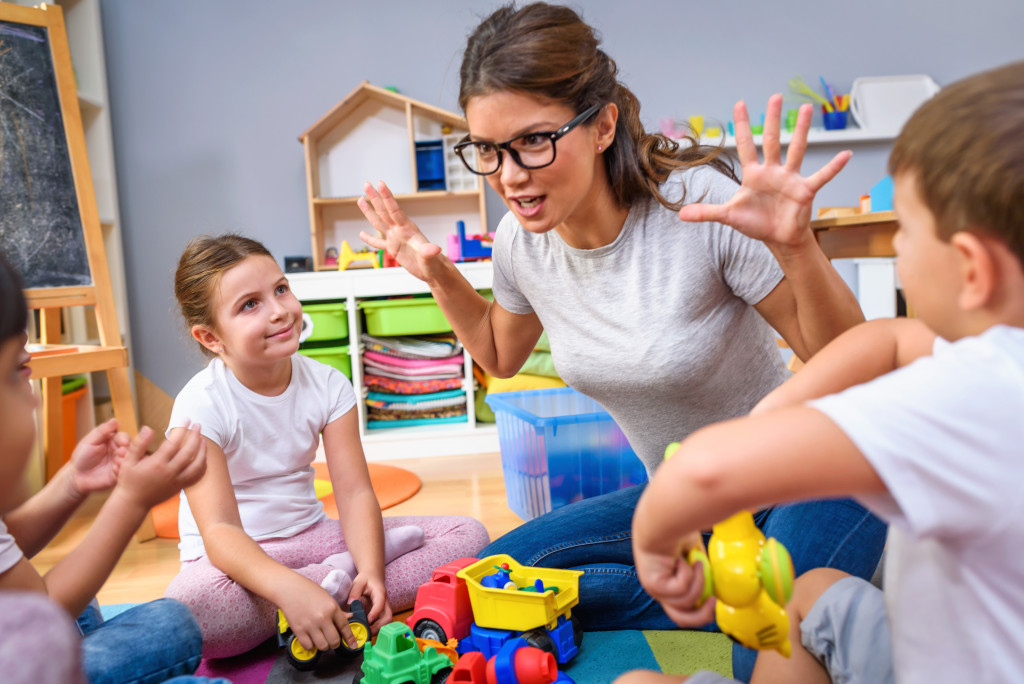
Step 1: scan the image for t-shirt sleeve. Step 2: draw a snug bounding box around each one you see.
[166,372,231,449]
[491,211,534,315]
[691,168,784,305]
[324,366,358,425]
[0,520,24,574]
[809,344,1024,542]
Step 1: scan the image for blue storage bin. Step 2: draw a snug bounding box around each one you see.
[415,140,446,191]
[485,387,647,521]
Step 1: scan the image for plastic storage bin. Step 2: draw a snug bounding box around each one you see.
[302,301,348,342]
[299,344,352,379]
[415,140,446,191]
[485,387,647,521]
[360,297,452,336]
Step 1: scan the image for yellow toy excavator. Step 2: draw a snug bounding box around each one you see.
[664,443,795,657]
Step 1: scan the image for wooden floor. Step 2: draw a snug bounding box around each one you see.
[30,452,524,606]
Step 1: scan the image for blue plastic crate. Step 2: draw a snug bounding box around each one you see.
[415,140,446,191]
[485,387,647,520]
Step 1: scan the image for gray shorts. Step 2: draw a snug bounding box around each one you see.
[672,577,893,684]
[801,575,894,684]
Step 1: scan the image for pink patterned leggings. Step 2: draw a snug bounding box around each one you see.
[164,515,489,658]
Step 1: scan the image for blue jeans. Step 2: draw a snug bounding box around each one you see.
[77,598,208,684]
[481,483,886,683]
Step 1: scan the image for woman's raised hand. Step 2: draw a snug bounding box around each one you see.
[358,181,444,282]
[678,94,851,250]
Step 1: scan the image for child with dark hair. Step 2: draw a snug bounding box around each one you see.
[0,252,215,684]
[626,60,1024,683]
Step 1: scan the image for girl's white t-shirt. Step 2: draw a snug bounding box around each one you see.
[167,354,356,561]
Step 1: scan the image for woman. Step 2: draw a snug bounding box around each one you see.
[358,4,885,680]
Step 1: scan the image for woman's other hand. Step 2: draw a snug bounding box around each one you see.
[678,94,851,251]
[358,181,446,282]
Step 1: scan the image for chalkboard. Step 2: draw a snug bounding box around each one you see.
[0,18,91,289]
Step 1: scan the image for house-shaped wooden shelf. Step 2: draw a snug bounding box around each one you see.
[299,81,487,271]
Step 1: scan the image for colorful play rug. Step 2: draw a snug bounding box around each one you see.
[150,462,422,538]
[187,627,732,684]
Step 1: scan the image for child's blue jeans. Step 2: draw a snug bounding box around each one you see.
[480,483,887,683]
[78,598,209,684]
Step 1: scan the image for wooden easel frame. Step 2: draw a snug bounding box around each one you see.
[3,3,153,539]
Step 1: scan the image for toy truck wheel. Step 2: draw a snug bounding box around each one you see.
[523,629,557,657]
[286,634,321,671]
[340,599,370,655]
[430,666,452,684]
[570,615,583,648]
[413,618,448,643]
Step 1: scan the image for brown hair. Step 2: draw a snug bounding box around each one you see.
[889,60,1024,264]
[174,234,273,355]
[458,2,736,211]
[0,253,28,344]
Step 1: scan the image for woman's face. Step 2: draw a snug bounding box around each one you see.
[464,91,612,238]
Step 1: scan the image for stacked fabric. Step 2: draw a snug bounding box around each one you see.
[361,333,468,429]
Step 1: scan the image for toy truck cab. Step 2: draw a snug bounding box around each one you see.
[359,622,453,684]
[407,557,479,643]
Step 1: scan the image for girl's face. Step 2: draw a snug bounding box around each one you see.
[193,255,302,370]
[464,91,616,244]
[0,333,39,512]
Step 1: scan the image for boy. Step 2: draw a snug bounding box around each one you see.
[624,59,1024,684]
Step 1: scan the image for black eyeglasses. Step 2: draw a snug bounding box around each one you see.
[454,104,604,176]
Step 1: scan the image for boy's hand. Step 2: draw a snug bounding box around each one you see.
[358,181,446,283]
[348,573,392,633]
[678,94,851,252]
[280,575,356,652]
[115,424,207,510]
[67,418,130,498]
[634,533,716,628]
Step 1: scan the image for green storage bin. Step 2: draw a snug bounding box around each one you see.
[360,297,452,336]
[302,301,348,342]
[299,344,351,379]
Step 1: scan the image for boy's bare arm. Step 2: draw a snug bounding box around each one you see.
[634,407,886,557]
[754,317,936,414]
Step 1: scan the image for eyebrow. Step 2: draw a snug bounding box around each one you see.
[469,120,562,143]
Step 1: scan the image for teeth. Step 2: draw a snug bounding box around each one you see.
[518,197,540,208]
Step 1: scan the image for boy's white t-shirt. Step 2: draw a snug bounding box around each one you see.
[811,325,1024,683]
[167,354,356,561]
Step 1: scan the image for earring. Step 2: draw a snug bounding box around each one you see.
[598,145,604,152]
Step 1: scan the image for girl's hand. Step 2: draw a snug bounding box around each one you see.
[279,576,357,652]
[115,424,207,510]
[678,94,851,252]
[357,181,446,283]
[67,418,130,498]
[349,573,392,633]
[634,533,716,628]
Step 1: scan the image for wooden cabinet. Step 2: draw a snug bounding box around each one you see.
[298,81,488,271]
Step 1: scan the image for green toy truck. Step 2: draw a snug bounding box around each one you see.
[357,622,453,684]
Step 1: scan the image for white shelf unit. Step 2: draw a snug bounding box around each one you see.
[289,263,500,460]
[299,82,487,272]
[694,125,895,149]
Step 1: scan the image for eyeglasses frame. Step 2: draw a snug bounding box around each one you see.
[453,103,605,176]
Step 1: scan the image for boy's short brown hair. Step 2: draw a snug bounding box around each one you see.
[889,60,1024,263]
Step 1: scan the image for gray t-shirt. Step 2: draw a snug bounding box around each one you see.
[492,166,790,473]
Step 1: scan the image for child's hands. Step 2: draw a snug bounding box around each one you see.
[280,575,357,652]
[349,572,392,633]
[678,94,851,252]
[634,532,716,628]
[114,424,207,510]
[67,418,130,498]
[358,181,446,283]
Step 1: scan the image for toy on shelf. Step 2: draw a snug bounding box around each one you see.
[340,240,381,270]
[325,246,339,267]
[663,442,795,657]
[447,220,495,262]
[406,555,584,665]
[359,621,453,684]
[278,599,369,671]
[447,638,576,684]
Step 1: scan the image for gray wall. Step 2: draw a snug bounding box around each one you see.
[99,0,1024,396]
